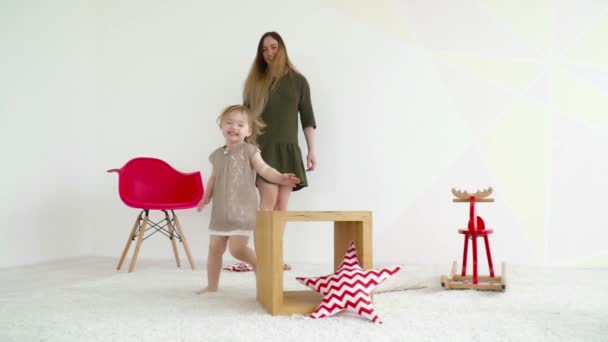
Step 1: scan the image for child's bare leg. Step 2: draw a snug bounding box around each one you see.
[228,235,256,270]
[195,235,227,294]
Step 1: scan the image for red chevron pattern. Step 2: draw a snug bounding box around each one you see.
[222,262,254,272]
[222,263,292,272]
[296,241,401,323]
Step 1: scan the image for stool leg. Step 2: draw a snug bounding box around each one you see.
[483,235,495,277]
[472,236,478,284]
[461,234,469,276]
[165,211,181,268]
[117,211,143,270]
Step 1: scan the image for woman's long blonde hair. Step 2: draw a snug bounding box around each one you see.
[217,105,265,145]
[243,32,298,116]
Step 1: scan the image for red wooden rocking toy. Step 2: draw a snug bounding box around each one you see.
[441,187,506,291]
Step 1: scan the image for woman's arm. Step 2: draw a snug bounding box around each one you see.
[298,76,316,171]
[251,153,300,187]
[304,126,316,171]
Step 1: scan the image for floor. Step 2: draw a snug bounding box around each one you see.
[1,257,607,342]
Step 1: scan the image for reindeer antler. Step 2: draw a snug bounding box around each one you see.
[452,187,493,200]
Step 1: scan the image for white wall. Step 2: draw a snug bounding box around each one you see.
[1,0,97,267]
[2,0,608,268]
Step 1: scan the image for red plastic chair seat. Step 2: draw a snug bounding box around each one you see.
[110,157,204,210]
[121,201,197,211]
[458,228,494,236]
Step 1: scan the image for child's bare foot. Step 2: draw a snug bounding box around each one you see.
[194,287,217,294]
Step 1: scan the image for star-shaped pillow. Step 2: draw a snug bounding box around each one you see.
[222,262,291,272]
[296,241,401,323]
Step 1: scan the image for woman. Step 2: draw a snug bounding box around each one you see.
[243,31,317,212]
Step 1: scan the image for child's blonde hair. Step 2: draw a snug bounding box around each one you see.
[217,105,265,145]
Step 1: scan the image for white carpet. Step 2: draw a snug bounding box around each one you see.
[1,257,607,342]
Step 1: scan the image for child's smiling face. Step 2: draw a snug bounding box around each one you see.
[221,110,251,145]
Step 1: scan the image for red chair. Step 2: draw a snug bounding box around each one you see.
[108,157,204,272]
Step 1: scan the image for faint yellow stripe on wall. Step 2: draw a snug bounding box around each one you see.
[321,0,411,43]
[562,255,608,268]
[481,100,549,259]
[481,0,553,52]
[564,14,608,69]
[434,52,543,91]
[554,70,608,128]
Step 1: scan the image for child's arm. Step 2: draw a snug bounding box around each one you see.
[251,152,300,187]
[197,167,215,212]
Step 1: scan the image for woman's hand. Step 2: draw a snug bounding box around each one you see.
[306,151,316,171]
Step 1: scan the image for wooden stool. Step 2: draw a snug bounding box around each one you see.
[254,211,372,316]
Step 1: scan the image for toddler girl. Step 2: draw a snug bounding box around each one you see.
[195,105,299,294]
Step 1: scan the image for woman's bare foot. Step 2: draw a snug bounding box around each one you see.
[194,287,218,294]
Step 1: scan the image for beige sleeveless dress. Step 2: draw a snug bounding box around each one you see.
[208,143,259,236]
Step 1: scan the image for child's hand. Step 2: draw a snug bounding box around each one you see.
[279,173,300,187]
[196,197,210,212]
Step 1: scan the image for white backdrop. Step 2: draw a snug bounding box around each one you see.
[2,0,607,268]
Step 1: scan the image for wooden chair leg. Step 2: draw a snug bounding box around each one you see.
[117,211,142,270]
[172,211,196,270]
[128,210,149,272]
[164,211,181,267]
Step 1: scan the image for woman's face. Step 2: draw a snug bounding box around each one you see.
[262,36,279,65]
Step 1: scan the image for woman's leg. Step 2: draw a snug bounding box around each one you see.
[228,235,257,269]
[257,177,278,210]
[275,185,293,269]
[195,235,227,294]
[256,178,292,269]
[274,185,292,211]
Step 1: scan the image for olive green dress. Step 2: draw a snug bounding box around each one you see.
[255,71,316,191]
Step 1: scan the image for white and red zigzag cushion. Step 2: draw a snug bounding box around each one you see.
[296,241,401,323]
[222,262,254,272]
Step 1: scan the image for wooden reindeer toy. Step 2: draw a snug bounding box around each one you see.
[441,187,506,291]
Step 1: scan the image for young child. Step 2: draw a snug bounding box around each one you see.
[195,105,300,294]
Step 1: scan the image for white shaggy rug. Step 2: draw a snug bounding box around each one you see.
[1,257,607,342]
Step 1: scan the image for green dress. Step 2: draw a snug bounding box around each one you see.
[255,71,316,191]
